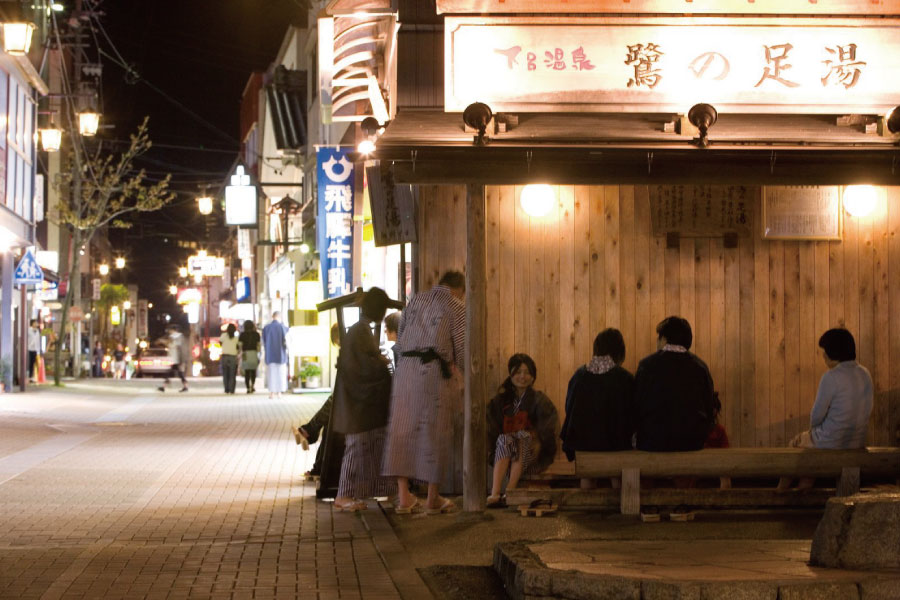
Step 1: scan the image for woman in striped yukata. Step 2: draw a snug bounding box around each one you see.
[331,288,396,511]
[485,353,558,508]
[382,271,466,515]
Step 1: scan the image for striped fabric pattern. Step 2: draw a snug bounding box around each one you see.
[382,286,466,483]
[494,430,533,469]
[337,427,396,499]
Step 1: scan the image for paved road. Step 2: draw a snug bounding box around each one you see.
[0,379,426,600]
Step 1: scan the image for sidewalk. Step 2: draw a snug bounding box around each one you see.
[0,379,431,600]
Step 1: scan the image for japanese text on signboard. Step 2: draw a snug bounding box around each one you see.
[317,147,355,298]
[447,19,897,113]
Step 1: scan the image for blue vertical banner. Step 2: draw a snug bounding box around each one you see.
[317,146,355,299]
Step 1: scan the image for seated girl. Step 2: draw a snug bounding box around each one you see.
[560,328,635,489]
[486,354,558,508]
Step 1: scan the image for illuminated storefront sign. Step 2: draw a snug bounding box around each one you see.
[225,165,258,226]
[188,255,225,277]
[445,17,900,114]
[317,147,355,299]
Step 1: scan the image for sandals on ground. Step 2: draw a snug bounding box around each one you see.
[334,499,368,512]
[425,497,457,515]
[394,498,421,514]
[486,495,507,509]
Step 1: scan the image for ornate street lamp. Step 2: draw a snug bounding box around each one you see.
[2,22,35,55]
[39,127,62,152]
[197,196,213,215]
[78,112,100,137]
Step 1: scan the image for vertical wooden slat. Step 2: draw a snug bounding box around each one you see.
[499,186,516,376]
[680,238,696,329]
[693,239,711,367]
[783,242,801,443]
[768,241,786,446]
[531,195,546,366]
[558,185,576,392]
[649,210,666,356]
[514,186,530,354]
[485,186,501,395]
[605,186,621,328]
[573,187,591,364]
[829,238,845,329]
[888,189,900,447]
[589,186,606,334]
[740,226,757,447]
[633,186,652,373]
[709,238,726,431]
[754,216,771,446]
[815,241,831,383]
[872,190,891,445]
[857,209,875,444]
[844,215,861,341]
[665,238,681,317]
[724,241,742,447]
[620,186,636,373]
[798,243,817,441]
[463,184,487,512]
[543,188,561,415]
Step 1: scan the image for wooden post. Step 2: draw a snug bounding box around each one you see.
[464,183,487,512]
[837,467,860,497]
[621,468,641,515]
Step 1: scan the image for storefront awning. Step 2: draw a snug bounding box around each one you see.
[372,110,900,185]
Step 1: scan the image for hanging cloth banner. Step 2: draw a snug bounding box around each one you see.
[316,146,355,299]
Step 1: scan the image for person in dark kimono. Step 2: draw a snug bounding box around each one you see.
[560,328,635,489]
[485,354,558,508]
[331,288,396,511]
[634,316,715,452]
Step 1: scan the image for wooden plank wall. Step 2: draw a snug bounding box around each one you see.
[415,185,900,473]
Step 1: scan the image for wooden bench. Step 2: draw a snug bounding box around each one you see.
[575,447,900,515]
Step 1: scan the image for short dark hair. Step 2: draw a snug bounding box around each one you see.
[330,323,341,346]
[361,287,390,321]
[656,316,693,349]
[438,270,465,291]
[819,328,856,362]
[383,311,400,334]
[593,328,626,363]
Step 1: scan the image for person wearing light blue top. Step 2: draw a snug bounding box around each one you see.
[778,328,873,491]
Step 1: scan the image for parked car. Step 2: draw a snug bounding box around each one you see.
[135,347,174,378]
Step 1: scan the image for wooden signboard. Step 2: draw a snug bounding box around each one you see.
[762,186,842,240]
[649,185,756,238]
[366,164,418,247]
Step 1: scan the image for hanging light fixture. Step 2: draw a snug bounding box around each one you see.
[115,257,126,269]
[520,184,555,218]
[39,127,62,152]
[2,22,35,55]
[78,112,100,136]
[197,196,213,215]
[843,185,877,218]
[98,263,109,276]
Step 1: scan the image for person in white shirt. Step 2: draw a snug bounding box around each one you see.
[219,323,240,394]
[27,320,41,382]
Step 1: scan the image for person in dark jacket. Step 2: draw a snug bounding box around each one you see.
[331,287,396,511]
[560,328,635,487]
[634,316,715,451]
[485,353,558,508]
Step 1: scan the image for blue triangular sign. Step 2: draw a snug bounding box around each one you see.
[14,249,44,286]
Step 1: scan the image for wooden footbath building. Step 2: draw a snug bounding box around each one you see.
[318,0,900,509]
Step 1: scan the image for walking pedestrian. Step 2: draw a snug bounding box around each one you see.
[27,319,41,382]
[331,288,396,511]
[238,320,260,393]
[113,343,127,379]
[220,323,239,394]
[158,326,189,393]
[382,271,466,515]
[262,312,289,399]
[92,341,104,377]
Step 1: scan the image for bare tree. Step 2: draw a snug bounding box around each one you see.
[51,117,175,385]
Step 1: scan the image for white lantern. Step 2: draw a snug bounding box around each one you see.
[520,184,555,218]
[197,196,213,215]
[843,185,877,218]
[78,112,100,136]
[2,22,34,56]
[39,128,62,152]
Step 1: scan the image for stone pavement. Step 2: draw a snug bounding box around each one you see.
[0,379,431,600]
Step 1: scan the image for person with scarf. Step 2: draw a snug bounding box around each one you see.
[634,316,715,452]
[560,328,635,489]
[485,353,558,508]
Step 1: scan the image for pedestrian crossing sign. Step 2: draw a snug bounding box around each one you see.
[14,249,43,286]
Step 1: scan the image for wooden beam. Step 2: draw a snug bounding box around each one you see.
[464,183,488,512]
[575,448,900,478]
[435,0,900,15]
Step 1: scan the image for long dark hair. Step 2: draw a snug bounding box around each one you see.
[226,323,236,338]
[497,353,537,403]
[243,320,256,333]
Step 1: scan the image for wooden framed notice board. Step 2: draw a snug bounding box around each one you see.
[762,186,842,241]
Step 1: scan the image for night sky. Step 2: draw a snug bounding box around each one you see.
[89,0,305,336]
